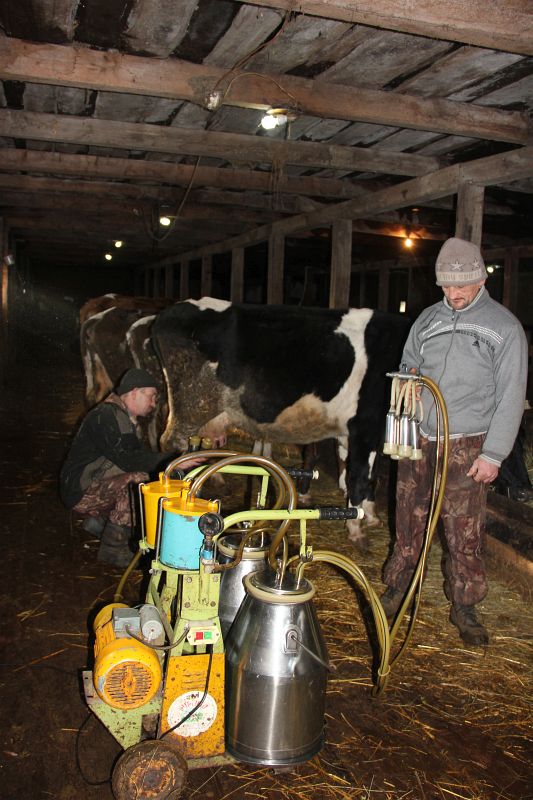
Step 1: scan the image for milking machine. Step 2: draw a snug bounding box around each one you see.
[82,372,449,800]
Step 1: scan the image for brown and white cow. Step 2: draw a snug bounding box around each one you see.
[152,298,411,542]
[79,295,171,407]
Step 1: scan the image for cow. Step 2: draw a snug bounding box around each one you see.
[79,294,169,326]
[152,297,411,543]
[79,296,171,407]
[126,314,168,449]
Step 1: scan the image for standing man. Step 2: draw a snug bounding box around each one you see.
[381,238,528,645]
[60,368,203,567]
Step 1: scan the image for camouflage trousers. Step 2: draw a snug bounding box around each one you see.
[383,434,488,607]
[73,471,149,527]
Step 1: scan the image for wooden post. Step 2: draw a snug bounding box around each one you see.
[378,264,390,311]
[0,218,6,324]
[180,261,189,300]
[407,263,413,314]
[153,268,162,298]
[201,254,212,297]
[329,219,352,308]
[0,219,9,383]
[267,232,284,305]
[134,269,144,295]
[503,249,518,313]
[231,247,244,303]
[455,182,485,246]
[144,267,151,296]
[164,263,174,299]
[359,265,366,308]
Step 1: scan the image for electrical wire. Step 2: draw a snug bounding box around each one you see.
[75,713,111,787]
[142,156,202,243]
[125,624,189,652]
[159,649,214,739]
[211,11,295,94]
[220,71,300,110]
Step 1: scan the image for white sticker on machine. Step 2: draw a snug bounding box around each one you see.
[167,691,218,737]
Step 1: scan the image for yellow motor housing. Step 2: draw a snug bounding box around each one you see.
[93,604,162,710]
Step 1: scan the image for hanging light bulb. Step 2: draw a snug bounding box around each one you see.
[114,240,123,248]
[260,108,290,130]
[104,253,113,261]
[159,215,172,227]
[260,113,278,130]
[404,236,413,248]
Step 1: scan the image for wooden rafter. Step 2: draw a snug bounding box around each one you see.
[0,35,528,143]
[0,148,420,198]
[239,0,533,56]
[152,146,533,264]
[0,109,439,177]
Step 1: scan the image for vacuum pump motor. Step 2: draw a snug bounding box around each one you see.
[92,603,162,710]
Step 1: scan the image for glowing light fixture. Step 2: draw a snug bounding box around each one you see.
[114,240,123,248]
[104,253,113,261]
[260,108,294,130]
[399,300,407,313]
[159,215,172,227]
[404,236,414,249]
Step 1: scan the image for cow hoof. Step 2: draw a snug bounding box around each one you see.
[364,516,382,528]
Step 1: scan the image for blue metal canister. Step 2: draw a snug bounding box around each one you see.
[159,505,205,570]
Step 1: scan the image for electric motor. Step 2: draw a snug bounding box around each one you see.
[93,603,162,710]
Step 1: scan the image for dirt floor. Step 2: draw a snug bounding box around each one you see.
[0,332,532,800]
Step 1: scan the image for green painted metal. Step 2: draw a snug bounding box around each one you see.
[83,671,163,750]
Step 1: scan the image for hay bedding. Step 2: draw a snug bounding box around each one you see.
[192,442,532,800]
[1,371,530,800]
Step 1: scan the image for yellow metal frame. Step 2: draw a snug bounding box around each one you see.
[159,652,225,759]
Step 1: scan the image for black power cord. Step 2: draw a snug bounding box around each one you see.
[160,649,214,739]
[75,713,112,787]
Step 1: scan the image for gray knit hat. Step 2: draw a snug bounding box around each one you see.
[116,368,157,396]
[435,238,487,286]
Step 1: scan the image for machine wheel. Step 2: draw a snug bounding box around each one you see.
[112,739,188,800]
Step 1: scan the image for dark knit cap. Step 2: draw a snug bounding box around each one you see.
[116,368,157,396]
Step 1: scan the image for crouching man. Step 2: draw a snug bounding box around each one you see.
[60,368,202,567]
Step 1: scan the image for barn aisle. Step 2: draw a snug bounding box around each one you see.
[0,320,531,800]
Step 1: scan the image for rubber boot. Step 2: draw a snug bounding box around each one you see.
[450,605,489,646]
[97,521,133,568]
[82,515,105,538]
[380,587,404,621]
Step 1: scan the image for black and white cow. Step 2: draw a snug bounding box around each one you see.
[152,298,411,542]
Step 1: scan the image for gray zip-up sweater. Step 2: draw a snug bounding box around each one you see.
[401,287,528,466]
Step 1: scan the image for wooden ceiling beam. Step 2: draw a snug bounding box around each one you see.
[0,148,394,199]
[238,1,533,56]
[0,171,179,200]
[157,146,533,263]
[0,109,438,177]
[0,35,528,143]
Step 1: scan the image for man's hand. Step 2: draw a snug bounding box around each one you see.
[467,457,499,484]
[179,456,207,470]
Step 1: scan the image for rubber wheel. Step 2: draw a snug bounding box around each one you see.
[112,739,188,800]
